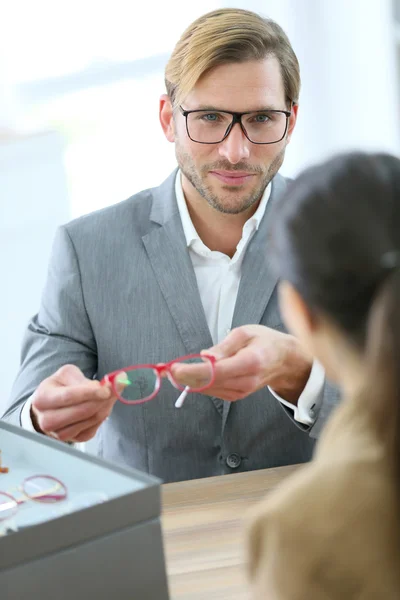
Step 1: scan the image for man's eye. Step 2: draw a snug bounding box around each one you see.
[201,113,220,121]
[253,114,270,123]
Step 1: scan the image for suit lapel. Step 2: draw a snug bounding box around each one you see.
[231,178,285,328]
[142,171,223,416]
[142,217,214,355]
[222,174,289,428]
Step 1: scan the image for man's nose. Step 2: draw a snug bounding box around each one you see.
[218,123,250,164]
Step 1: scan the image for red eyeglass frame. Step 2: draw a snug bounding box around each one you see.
[100,353,217,405]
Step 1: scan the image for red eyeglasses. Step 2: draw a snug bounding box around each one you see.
[101,353,216,407]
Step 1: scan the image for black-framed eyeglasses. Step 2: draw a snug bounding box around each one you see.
[179,106,291,145]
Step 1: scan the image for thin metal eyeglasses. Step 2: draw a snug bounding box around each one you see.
[0,473,108,534]
[101,353,216,408]
[179,105,292,145]
[0,475,67,523]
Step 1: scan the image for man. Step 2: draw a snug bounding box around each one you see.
[2,8,338,482]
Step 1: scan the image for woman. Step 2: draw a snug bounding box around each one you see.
[247,152,400,599]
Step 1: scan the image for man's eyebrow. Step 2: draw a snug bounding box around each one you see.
[183,105,224,111]
[185,105,282,112]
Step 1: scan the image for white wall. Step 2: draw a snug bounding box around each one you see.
[0,132,69,407]
[227,0,400,176]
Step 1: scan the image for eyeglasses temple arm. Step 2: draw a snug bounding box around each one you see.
[175,386,190,408]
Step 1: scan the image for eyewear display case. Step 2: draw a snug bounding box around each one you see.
[0,421,169,599]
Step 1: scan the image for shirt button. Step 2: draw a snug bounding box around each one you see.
[226,453,241,469]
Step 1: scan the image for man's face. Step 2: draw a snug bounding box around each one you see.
[161,57,297,214]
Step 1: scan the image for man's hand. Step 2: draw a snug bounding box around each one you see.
[30,365,118,443]
[172,325,312,404]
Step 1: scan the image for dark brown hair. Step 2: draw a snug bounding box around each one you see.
[272,152,400,477]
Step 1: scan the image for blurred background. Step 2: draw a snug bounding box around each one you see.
[1,0,400,408]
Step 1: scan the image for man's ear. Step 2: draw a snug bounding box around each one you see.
[159,94,175,142]
[286,103,298,145]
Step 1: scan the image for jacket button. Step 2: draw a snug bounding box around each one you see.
[226,453,241,469]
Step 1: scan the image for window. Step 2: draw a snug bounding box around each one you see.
[3,1,219,217]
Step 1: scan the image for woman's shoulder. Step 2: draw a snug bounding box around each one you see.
[247,459,400,598]
[251,455,394,533]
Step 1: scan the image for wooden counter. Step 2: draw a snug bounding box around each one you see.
[162,464,299,599]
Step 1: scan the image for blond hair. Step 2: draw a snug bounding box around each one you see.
[165,8,300,108]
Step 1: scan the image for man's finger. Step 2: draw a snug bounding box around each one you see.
[71,423,102,443]
[170,361,213,388]
[53,364,90,386]
[172,346,265,387]
[52,411,108,442]
[38,398,112,433]
[207,374,262,396]
[33,381,112,411]
[214,346,267,381]
[202,327,253,359]
[202,387,252,402]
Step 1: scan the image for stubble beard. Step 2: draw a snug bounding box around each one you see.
[175,140,286,215]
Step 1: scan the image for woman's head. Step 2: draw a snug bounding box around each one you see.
[272,152,400,388]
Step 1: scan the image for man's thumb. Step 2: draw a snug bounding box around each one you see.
[201,327,252,360]
[54,364,88,385]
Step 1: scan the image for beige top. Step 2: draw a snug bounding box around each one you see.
[247,394,400,599]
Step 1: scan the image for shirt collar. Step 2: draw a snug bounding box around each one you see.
[175,170,271,249]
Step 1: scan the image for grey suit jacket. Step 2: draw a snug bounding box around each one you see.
[2,171,339,482]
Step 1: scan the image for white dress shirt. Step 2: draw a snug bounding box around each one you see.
[174,171,324,426]
[21,171,324,432]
